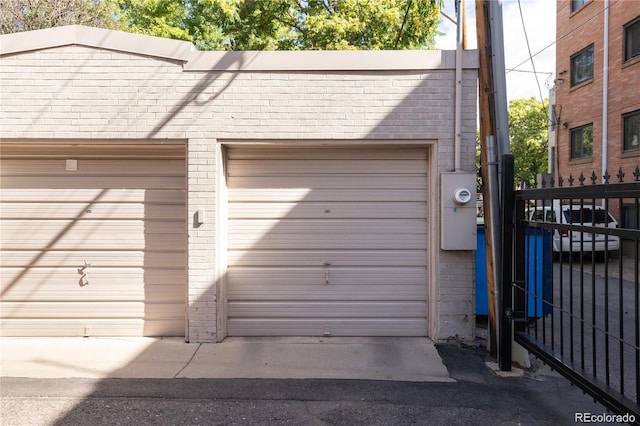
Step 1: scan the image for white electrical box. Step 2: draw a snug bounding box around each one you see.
[441,172,477,250]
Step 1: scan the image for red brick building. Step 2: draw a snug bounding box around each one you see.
[553,0,640,187]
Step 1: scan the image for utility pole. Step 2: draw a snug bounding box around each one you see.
[476,0,499,358]
[475,0,512,366]
[476,0,522,371]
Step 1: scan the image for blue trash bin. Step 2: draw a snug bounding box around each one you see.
[475,226,552,318]
[525,228,553,318]
[475,226,489,315]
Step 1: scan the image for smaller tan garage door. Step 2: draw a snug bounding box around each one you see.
[0,144,186,337]
[226,146,429,337]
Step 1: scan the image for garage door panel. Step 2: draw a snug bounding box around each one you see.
[227,267,427,286]
[0,143,185,160]
[1,203,185,220]
[228,319,428,337]
[229,234,426,250]
[228,250,426,267]
[0,250,184,268]
[227,176,427,190]
[229,285,426,301]
[228,202,427,219]
[228,188,427,202]
[0,219,186,233]
[2,267,185,291]
[1,220,185,250]
[1,159,185,175]
[0,319,183,337]
[2,301,184,319]
[1,233,185,251]
[0,189,185,203]
[2,283,185,302]
[228,301,426,318]
[228,159,427,176]
[227,147,427,160]
[229,219,427,235]
[0,176,185,190]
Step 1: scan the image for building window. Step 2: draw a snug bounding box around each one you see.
[625,17,640,62]
[623,204,639,229]
[571,0,589,12]
[624,110,640,151]
[571,45,594,86]
[570,124,593,159]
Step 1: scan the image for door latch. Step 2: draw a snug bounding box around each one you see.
[78,260,91,286]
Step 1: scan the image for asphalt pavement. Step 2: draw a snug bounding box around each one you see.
[1,340,623,426]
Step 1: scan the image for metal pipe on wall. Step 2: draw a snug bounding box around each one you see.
[489,0,510,159]
[602,0,609,182]
[454,0,463,171]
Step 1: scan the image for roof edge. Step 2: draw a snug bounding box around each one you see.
[0,25,195,61]
[0,25,479,71]
[185,50,479,71]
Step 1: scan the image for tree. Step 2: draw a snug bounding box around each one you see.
[0,0,119,34]
[116,0,193,41]
[117,0,442,50]
[508,97,549,189]
[3,0,442,50]
[475,130,483,192]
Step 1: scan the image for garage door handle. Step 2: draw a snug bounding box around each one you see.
[78,260,91,286]
[323,262,331,285]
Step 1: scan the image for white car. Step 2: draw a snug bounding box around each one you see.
[526,204,620,256]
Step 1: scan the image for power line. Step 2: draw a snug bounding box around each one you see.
[394,0,413,49]
[516,0,546,107]
[505,69,553,75]
[507,0,621,74]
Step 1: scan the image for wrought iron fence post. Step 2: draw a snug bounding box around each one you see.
[500,154,515,370]
[513,181,527,336]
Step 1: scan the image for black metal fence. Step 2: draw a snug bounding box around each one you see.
[509,166,640,421]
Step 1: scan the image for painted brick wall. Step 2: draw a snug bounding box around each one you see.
[555,0,640,182]
[1,46,477,168]
[1,38,478,342]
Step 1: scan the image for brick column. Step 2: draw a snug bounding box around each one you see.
[186,138,218,342]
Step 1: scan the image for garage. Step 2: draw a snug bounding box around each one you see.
[226,146,429,336]
[0,143,186,337]
[1,26,480,342]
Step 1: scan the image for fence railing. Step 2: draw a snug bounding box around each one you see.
[509,166,640,421]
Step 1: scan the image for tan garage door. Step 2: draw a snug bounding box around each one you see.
[226,146,428,336]
[0,144,186,337]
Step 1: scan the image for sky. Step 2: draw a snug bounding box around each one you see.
[435,0,556,103]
